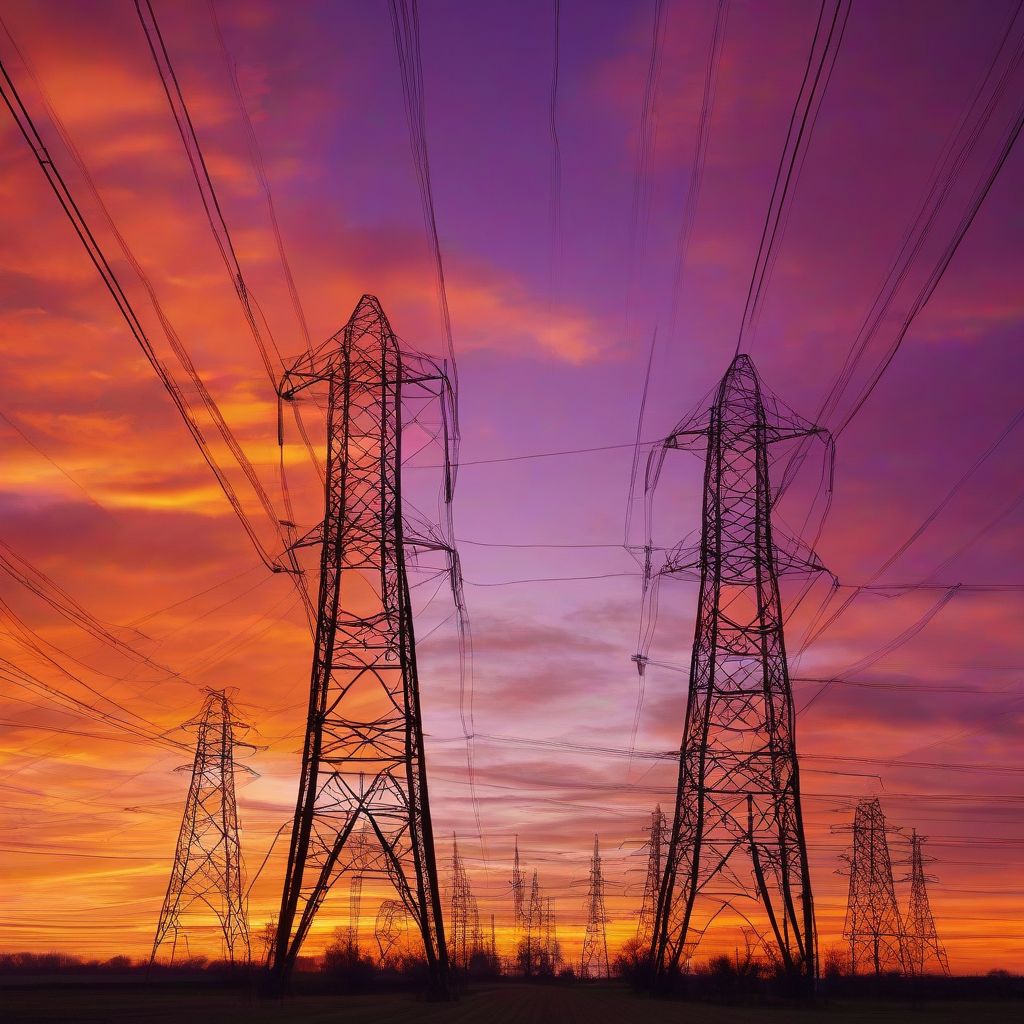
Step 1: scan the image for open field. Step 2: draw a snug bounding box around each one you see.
[2,982,1021,1024]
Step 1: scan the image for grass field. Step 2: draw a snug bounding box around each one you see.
[2,981,1019,1024]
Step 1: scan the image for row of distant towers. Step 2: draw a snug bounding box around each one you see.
[839,797,949,976]
[148,297,948,991]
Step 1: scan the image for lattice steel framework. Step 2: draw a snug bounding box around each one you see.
[151,688,251,965]
[841,797,906,975]
[375,898,413,966]
[580,836,610,979]
[344,827,372,955]
[905,830,949,976]
[523,869,543,975]
[448,835,481,969]
[268,295,454,995]
[511,837,526,935]
[637,804,666,946]
[649,355,824,989]
[543,896,562,975]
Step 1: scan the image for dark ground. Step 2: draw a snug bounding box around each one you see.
[1,981,1020,1024]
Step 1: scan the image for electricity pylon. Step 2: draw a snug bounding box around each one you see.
[580,836,610,979]
[512,835,528,946]
[904,830,949,976]
[151,688,251,965]
[511,837,525,935]
[637,805,666,946]
[840,797,906,975]
[524,869,544,975]
[647,355,825,989]
[268,295,456,996]
[449,835,477,969]
[543,896,562,975]
[345,827,372,955]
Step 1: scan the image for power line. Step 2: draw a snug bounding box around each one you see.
[737,0,851,354]
[0,24,284,570]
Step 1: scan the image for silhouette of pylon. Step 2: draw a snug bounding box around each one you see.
[580,836,610,979]
[637,804,665,947]
[268,295,456,996]
[151,688,251,965]
[840,797,906,975]
[647,355,824,989]
[904,830,949,976]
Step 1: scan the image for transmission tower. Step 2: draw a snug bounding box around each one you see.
[543,896,562,975]
[580,836,610,979]
[648,354,824,989]
[511,837,526,935]
[637,805,666,946]
[448,834,477,969]
[841,797,906,975]
[345,827,372,955]
[268,295,455,996]
[904,830,949,976]
[151,688,251,965]
[523,869,544,975]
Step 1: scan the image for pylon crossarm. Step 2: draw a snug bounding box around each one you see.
[278,370,328,401]
[665,427,710,450]
[763,424,829,445]
[285,521,325,552]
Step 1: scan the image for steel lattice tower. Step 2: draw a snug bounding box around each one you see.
[345,827,372,955]
[524,869,544,975]
[580,836,610,979]
[448,835,476,969]
[151,688,251,965]
[268,295,453,996]
[637,805,666,946]
[841,797,906,975]
[904,830,949,976]
[511,837,526,936]
[650,355,823,989]
[544,896,561,975]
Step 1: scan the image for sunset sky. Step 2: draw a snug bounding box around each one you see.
[0,0,1022,973]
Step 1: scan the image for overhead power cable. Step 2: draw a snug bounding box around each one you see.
[0,27,283,571]
[736,0,851,354]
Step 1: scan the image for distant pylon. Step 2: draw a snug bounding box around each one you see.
[268,295,456,996]
[646,355,825,989]
[511,837,525,935]
[544,896,562,974]
[347,875,363,955]
[841,797,906,975]
[449,834,476,969]
[904,830,949,976]
[151,688,251,965]
[525,869,544,975]
[346,827,372,955]
[580,836,610,979]
[637,805,665,946]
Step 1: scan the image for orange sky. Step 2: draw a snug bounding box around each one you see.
[0,0,1022,973]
